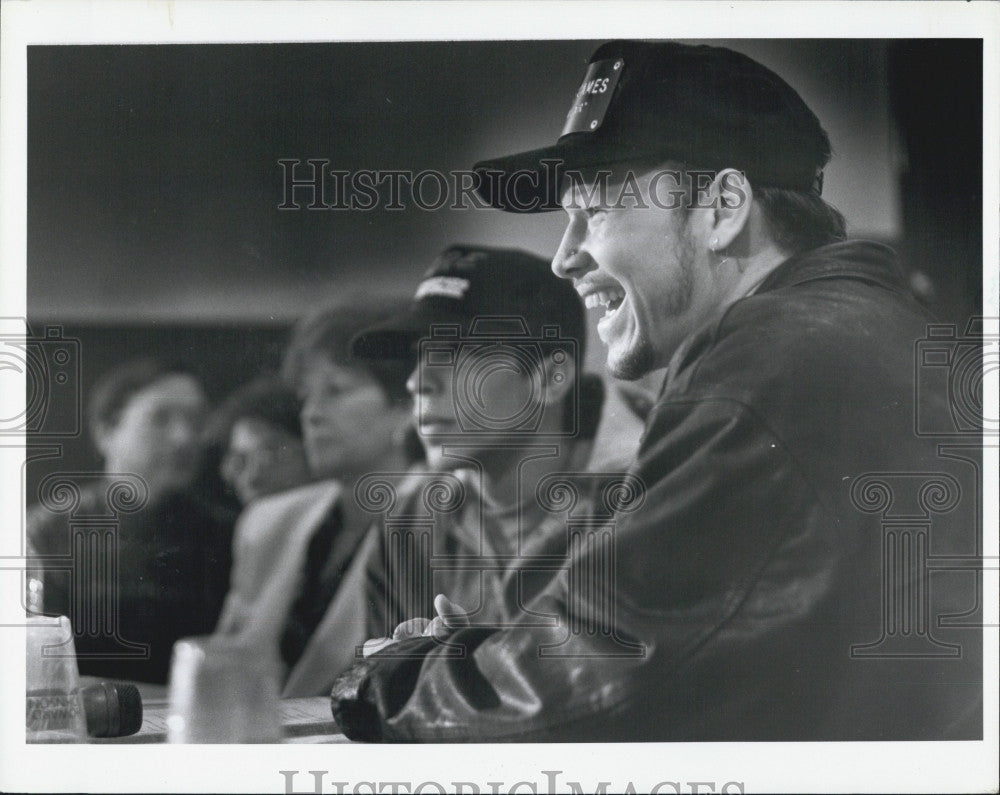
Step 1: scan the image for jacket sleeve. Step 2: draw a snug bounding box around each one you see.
[331,397,820,742]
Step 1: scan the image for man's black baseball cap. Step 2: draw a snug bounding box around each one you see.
[473,40,832,213]
[350,245,586,360]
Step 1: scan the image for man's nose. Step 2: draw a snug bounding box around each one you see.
[406,366,420,397]
[551,217,593,280]
[406,364,440,397]
[300,394,327,428]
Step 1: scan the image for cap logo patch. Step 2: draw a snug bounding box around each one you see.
[561,57,624,136]
[415,276,470,301]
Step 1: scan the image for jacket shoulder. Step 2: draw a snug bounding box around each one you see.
[668,271,931,406]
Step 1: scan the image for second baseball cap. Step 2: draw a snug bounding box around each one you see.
[350,245,586,361]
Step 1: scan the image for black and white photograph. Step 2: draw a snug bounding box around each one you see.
[1,2,997,792]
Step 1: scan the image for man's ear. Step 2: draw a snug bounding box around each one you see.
[541,353,577,406]
[707,168,754,253]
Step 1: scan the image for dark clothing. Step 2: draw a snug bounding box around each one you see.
[363,461,629,642]
[279,504,340,669]
[363,468,565,640]
[28,483,232,684]
[330,241,983,741]
[214,480,365,676]
[364,378,615,642]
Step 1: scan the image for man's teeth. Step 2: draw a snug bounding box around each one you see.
[584,289,625,310]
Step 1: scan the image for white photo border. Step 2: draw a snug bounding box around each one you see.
[1,2,997,793]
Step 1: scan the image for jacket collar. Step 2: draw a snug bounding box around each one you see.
[656,240,908,400]
[756,240,905,296]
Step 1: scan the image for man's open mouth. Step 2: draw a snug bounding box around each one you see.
[583,286,626,319]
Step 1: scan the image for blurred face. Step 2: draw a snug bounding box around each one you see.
[221,417,309,505]
[298,357,397,479]
[551,165,719,380]
[407,349,542,470]
[95,374,207,500]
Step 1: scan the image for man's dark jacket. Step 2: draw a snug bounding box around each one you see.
[331,241,983,741]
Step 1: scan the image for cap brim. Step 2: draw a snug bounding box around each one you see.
[473,135,648,213]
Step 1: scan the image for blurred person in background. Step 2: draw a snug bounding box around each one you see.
[27,358,230,684]
[282,304,417,488]
[206,376,311,508]
[213,302,413,691]
[207,375,315,659]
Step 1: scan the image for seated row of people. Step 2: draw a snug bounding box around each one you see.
[27,245,646,694]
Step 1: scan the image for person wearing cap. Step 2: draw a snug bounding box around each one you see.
[348,245,621,651]
[286,246,635,694]
[330,42,980,741]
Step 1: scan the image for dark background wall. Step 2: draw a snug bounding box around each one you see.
[888,40,983,325]
[25,39,985,501]
[28,40,916,322]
